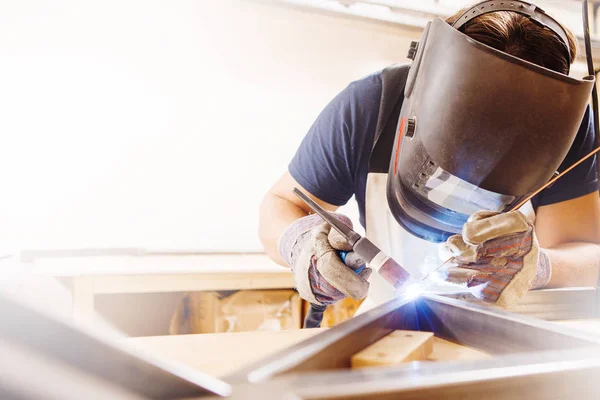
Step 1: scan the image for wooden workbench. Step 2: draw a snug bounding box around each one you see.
[31,254,294,323]
[128,319,600,378]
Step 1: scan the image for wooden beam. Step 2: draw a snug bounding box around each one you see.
[351,330,434,369]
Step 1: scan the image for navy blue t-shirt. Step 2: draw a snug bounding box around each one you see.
[289,70,599,228]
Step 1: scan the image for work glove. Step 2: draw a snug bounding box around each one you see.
[442,210,552,309]
[278,214,371,306]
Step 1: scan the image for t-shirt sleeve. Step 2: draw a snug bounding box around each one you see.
[532,105,599,208]
[289,82,372,206]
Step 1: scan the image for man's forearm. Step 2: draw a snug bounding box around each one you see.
[259,192,308,266]
[543,242,600,288]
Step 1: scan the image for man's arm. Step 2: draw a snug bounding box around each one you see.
[259,172,338,266]
[535,192,600,287]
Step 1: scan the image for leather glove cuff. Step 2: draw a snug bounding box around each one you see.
[531,248,552,289]
[277,213,352,267]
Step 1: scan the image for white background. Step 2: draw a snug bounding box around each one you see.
[0,0,419,252]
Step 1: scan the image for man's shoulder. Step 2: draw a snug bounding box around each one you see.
[333,70,384,123]
[345,70,383,101]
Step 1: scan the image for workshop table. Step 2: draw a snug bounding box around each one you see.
[127,319,600,378]
[30,254,294,323]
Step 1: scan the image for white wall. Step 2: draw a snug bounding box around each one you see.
[0,0,419,252]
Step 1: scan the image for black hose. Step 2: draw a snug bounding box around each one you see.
[583,1,600,289]
[303,304,327,328]
[583,0,600,150]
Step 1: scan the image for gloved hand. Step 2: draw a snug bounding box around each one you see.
[278,214,371,306]
[443,210,552,308]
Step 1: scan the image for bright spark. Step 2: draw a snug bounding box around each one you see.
[402,282,427,300]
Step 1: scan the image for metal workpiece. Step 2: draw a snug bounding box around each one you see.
[0,293,231,400]
[271,347,600,400]
[226,295,418,383]
[441,287,600,320]
[0,338,148,400]
[510,287,600,320]
[418,294,600,353]
[218,334,600,400]
[227,290,600,387]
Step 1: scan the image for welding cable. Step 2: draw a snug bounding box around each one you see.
[583,0,599,154]
[583,0,600,289]
[583,0,600,184]
[304,304,327,328]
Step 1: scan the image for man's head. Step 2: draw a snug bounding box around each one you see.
[385,1,595,243]
[446,6,577,75]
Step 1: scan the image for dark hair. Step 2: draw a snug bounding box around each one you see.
[446,8,577,74]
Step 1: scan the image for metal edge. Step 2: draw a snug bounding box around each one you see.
[289,346,600,399]
[419,293,600,353]
[0,293,231,399]
[509,287,600,320]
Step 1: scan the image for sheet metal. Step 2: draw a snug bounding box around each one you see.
[227,290,600,386]
[510,287,600,320]
[276,347,600,399]
[0,293,231,399]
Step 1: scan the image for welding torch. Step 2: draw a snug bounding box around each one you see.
[293,188,412,328]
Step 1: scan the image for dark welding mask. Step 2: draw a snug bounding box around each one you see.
[387,1,595,243]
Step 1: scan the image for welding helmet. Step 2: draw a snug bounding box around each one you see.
[387,1,595,243]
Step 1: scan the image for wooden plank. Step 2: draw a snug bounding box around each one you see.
[351,330,434,369]
[427,337,490,361]
[128,329,325,378]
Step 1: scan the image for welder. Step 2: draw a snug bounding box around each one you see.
[259,1,600,319]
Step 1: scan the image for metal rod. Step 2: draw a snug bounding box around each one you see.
[512,145,600,210]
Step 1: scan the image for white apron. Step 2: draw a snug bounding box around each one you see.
[356,172,535,315]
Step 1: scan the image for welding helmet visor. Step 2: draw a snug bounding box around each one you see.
[387,16,595,243]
